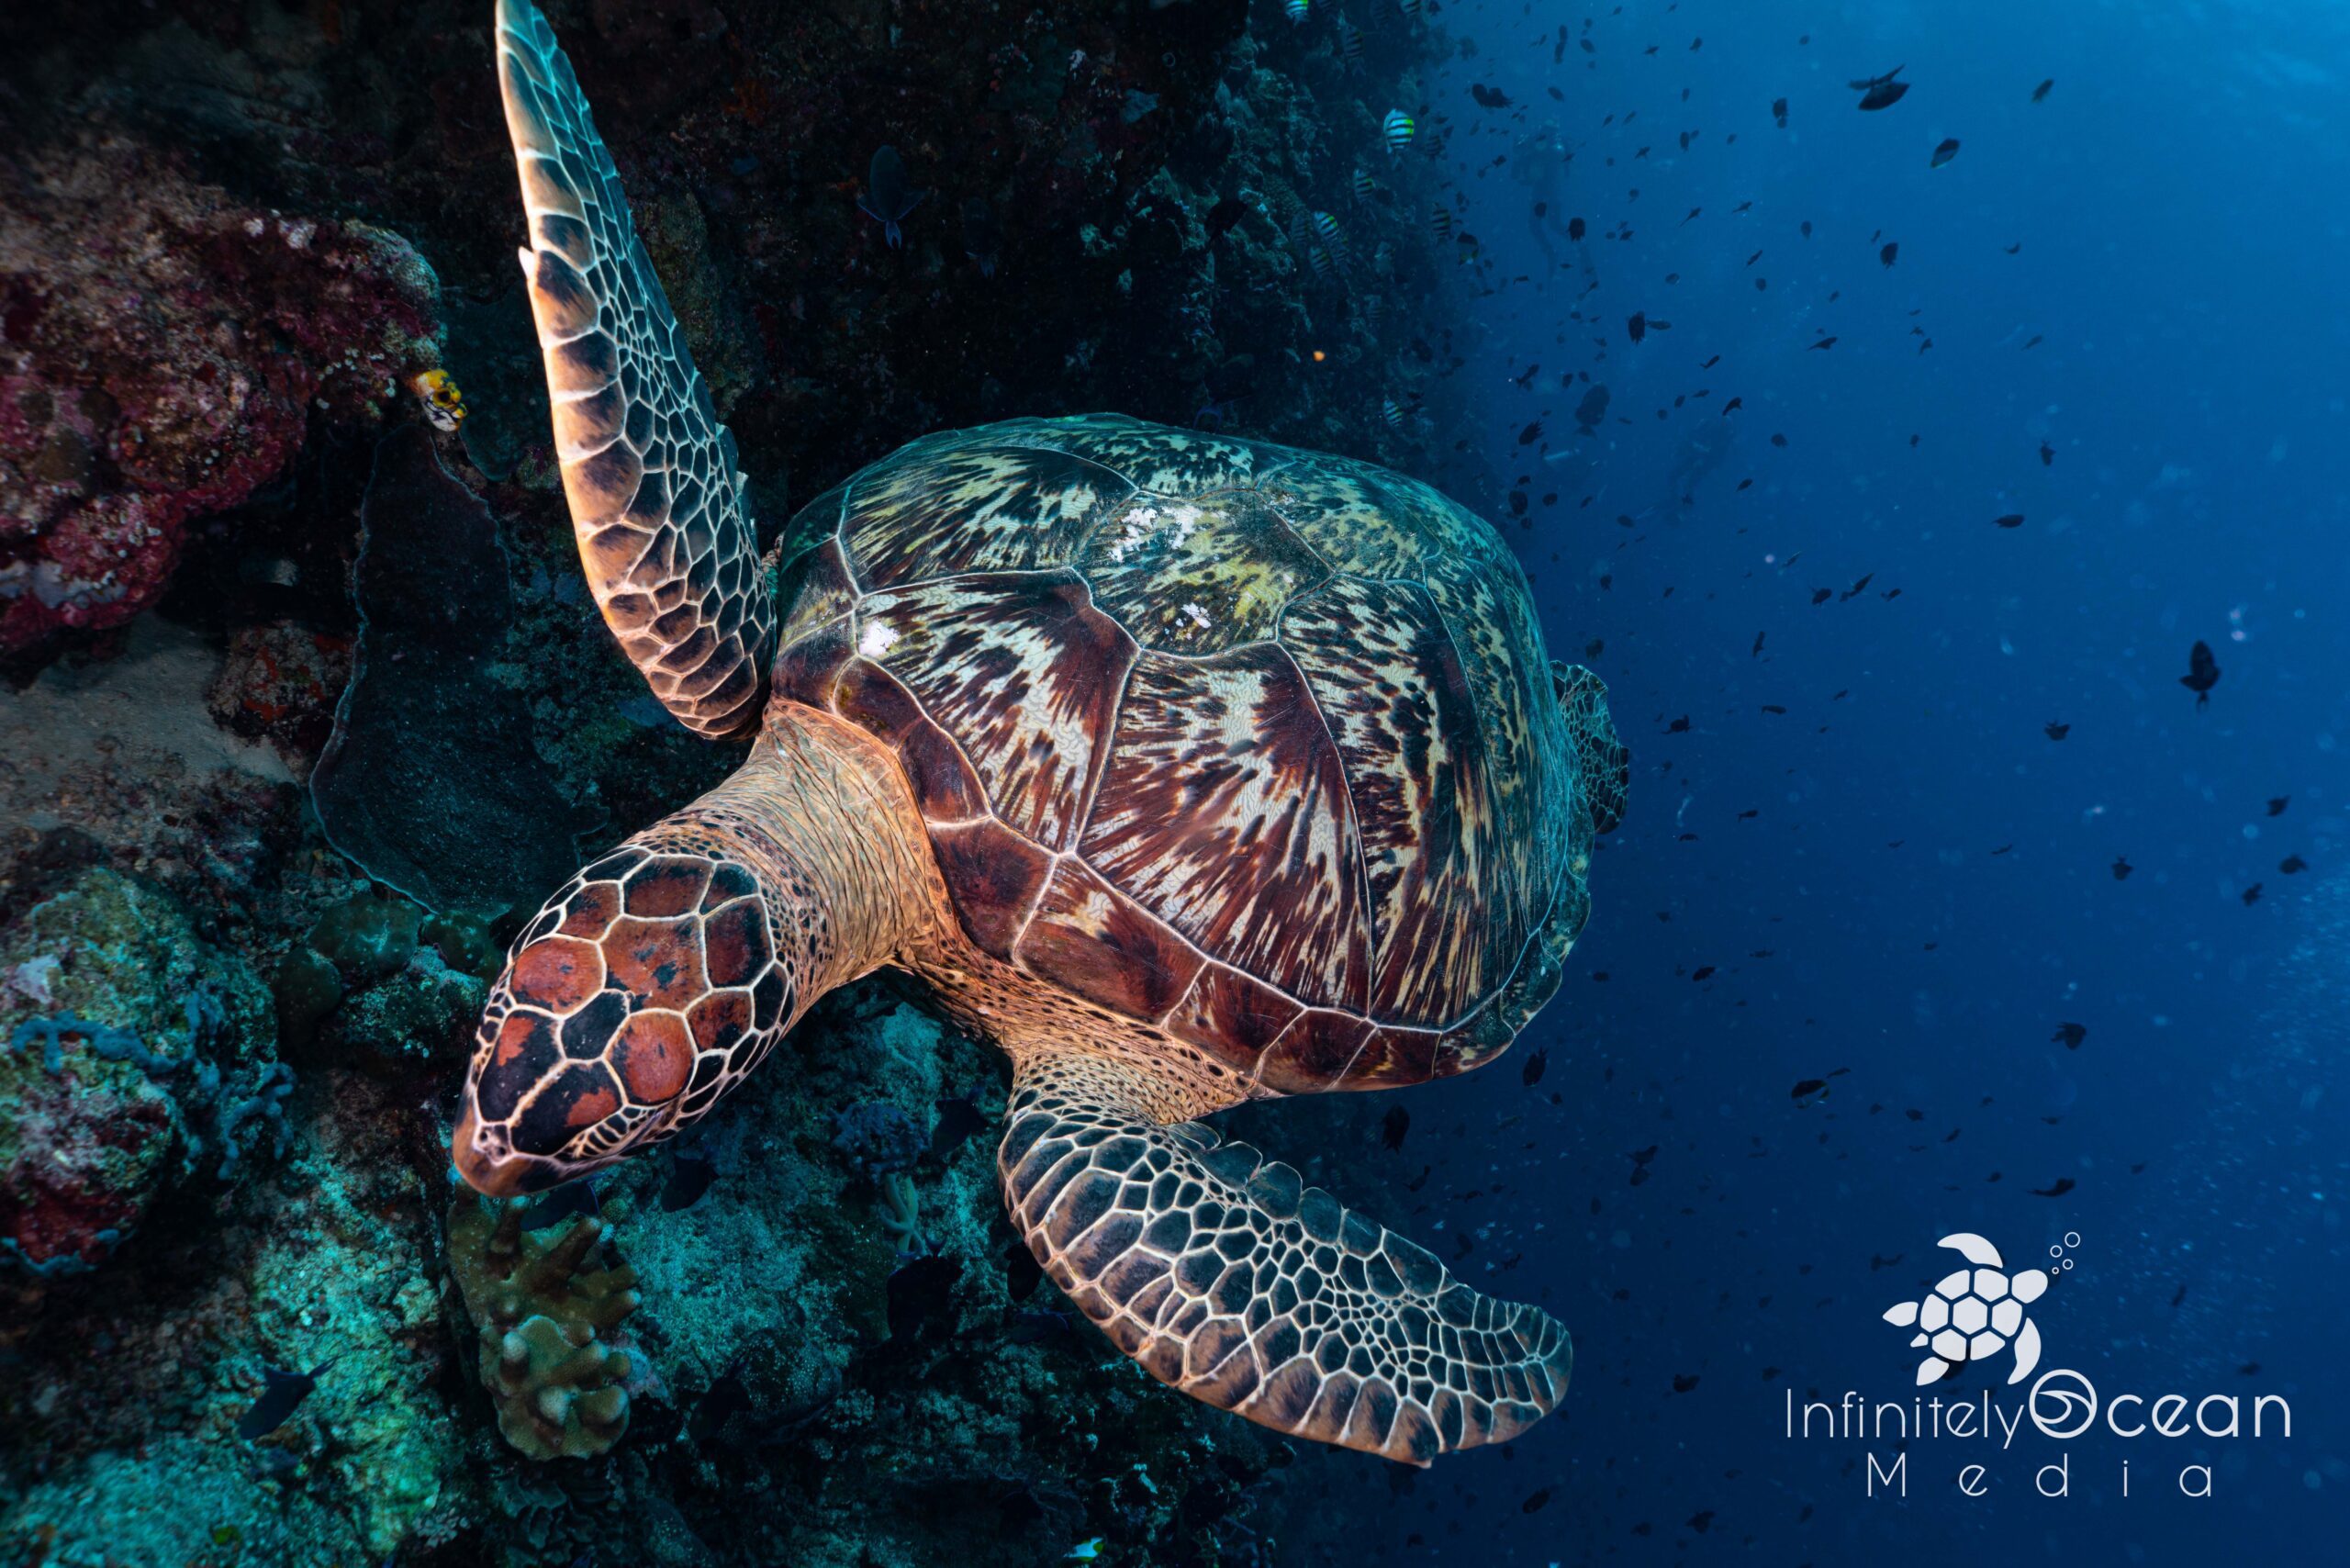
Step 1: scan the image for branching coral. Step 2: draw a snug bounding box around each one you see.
[445,1193,642,1462]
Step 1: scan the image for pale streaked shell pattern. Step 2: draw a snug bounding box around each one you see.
[768,414,1622,1093]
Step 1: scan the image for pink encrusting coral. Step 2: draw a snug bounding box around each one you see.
[0,137,442,660]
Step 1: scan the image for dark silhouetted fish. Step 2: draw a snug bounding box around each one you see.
[2111,856,2134,880]
[857,146,927,248]
[961,197,1002,276]
[2044,722,2070,740]
[930,1092,988,1158]
[887,1253,961,1341]
[1930,138,1961,168]
[1007,1309,1074,1344]
[660,1154,716,1212]
[1772,96,1788,129]
[1850,66,1909,110]
[1574,383,1610,431]
[1381,1105,1410,1151]
[520,1176,598,1230]
[2032,78,2054,102]
[1206,197,1248,237]
[1995,513,2025,529]
[1521,1048,1548,1087]
[2280,855,2308,875]
[2180,641,2220,705]
[2052,1023,2087,1049]
[1472,83,1512,108]
[237,1359,335,1439]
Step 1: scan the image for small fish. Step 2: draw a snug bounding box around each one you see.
[2031,1178,2076,1198]
[237,1359,335,1439]
[1995,513,2025,529]
[2040,441,2055,466]
[2051,1022,2087,1049]
[1008,1308,1075,1344]
[2111,856,2134,881]
[1393,0,1423,17]
[961,197,1002,277]
[1521,1047,1548,1087]
[1851,68,1909,111]
[2032,78,2054,103]
[1771,95,1789,129]
[1879,241,1898,267]
[409,368,465,432]
[1429,203,1454,241]
[930,1092,988,1158]
[690,1367,753,1442]
[1930,138,1961,169]
[2280,855,2308,875]
[2241,883,2263,906]
[1791,1078,1828,1101]
[660,1153,717,1212]
[887,1253,962,1341]
[1336,17,1365,62]
[1471,83,1512,109]
[520,1176,599,1231]
[1382,108,1416,152]
[1284,0,1309,20]
[856,146,928,248]
[1627,311,1647,343]
[1067,1543,1106,1563]
[1381,1105,1410,1151]
[2180,641,2220,705]
[2268,796,2289,816]
[1311,209,1348,261]
[1382,398,1406,430]
[1566,215,1586,241]
[1205,196,1248,236]
[1351,166,1378,200]
[2043,722,2070,740]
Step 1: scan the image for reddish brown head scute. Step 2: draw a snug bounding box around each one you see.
[769,415,1626,1098]
[454,846,791,1193]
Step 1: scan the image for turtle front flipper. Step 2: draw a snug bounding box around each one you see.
[998,1058,1572,1466]
[494,0,772,738]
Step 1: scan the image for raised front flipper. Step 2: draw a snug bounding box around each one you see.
[998,1059,1572,1466]
[495,0,772,738]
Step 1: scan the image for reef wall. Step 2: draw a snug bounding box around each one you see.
[0,1,1481,1562]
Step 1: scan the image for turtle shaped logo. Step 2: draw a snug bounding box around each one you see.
[1882,1232,2074,1386]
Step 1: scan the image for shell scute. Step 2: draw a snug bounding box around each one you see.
[768,419,1610,1087]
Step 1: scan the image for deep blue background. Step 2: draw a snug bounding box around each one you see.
[1274,1,2350,1562]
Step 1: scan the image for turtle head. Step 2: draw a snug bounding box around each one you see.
[452,842,794,1196]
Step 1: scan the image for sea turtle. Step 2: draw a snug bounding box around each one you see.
[453,0,1628,1467]
[1882,1233,2051,1386]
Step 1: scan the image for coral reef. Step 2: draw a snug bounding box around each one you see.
[0,866,280,1281]
[447,1194,643,1461]
[0,136,441,664]
[0,0,1479,1560]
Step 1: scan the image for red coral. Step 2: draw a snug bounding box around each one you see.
[0,137,441,662]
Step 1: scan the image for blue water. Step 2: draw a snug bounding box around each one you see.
[1286,2,2350,1561]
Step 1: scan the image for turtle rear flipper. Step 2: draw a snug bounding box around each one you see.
[999,1058,1572,1466]
[1552,661,1628,834]
[496,0,773,738]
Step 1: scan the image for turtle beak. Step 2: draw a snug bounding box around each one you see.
[451,1103,565,1196]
